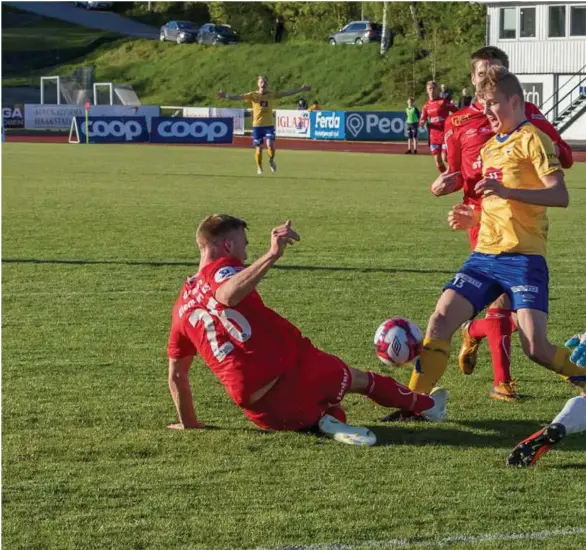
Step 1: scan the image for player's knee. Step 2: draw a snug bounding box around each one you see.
[521,338,549,365]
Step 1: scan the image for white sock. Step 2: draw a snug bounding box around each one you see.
[551,395,586,435]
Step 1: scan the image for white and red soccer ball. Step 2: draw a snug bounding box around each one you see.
[374,317,423,367]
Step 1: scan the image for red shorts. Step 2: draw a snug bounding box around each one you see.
[243,344,351,431]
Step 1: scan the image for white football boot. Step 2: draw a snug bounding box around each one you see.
[421,387,448,422]
[318,414,377,447]
[257,167,263,175]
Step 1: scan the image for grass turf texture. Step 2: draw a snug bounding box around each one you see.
[2,143,586,550]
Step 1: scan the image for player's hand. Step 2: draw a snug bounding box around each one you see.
[475,178,509,199]
[447,203,480,230]
[269,220,301,258]
[430,171,462,196]
[565,332,586,367]
[168,422,206,430]
[217,91,226,99]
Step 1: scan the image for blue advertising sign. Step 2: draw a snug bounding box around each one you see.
[75,116,150,143]
[150,117,233,143]
[309,111,346,140]
[345,112,428,141]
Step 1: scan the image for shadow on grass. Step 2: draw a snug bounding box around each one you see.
[2,258,454,275]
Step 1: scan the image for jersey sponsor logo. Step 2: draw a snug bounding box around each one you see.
[260,100,269,108]
[451,113,471,126]
[214,266,242,283]
[511,285,539,293]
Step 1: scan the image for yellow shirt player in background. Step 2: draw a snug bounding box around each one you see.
[398,66,585,421]
[217,76,311,174]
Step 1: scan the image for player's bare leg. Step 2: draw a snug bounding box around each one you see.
[255,145,263,174]
[515,309,586,389]
[434,152,446,174]
[413,137,418,154]
[266,139,277,173]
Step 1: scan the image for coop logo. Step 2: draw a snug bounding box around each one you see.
[151,117,233,143]
[309,111,346,140]
[75,116,150,143]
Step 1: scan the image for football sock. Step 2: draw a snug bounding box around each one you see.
[268,147,275,161]
[548,347,586,389]
[365,372,434,412]
[325,405,347,424]
[409,338,451,394]
[254,150,262,169]
[551,395,586,435]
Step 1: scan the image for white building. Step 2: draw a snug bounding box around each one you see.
[485,1,586,139]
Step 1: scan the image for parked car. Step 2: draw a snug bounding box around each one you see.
[160,21,200,44]
[197,24,239,46]
[328,21,383,45]
[75,1,113,9]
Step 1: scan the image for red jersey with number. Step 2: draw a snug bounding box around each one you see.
[420,98,457,145]
[445,101,573,207]
[167,257,306,407]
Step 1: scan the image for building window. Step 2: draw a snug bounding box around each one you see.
[570,6,586,36]
[499,7,517,39]
[549,5,566,37]
[520,7,536,37]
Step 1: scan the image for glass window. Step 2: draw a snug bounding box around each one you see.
[520,7,536,37]
[549,5,566,37]
[345,24,359,32]
[499,7,517,39]
[571,6,586,36]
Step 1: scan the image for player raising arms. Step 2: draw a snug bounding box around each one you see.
[508,333,586,467]
[392,66,585,417]
[419,80,457,173]
[217,76,310,175]
[429,47,573,402]
[167,215,447,446]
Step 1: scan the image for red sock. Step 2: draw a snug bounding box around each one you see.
[469,308,513,385]
[365,372,434,412]
[325,405,347,423]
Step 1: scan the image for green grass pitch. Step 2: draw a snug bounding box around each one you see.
[2,143,585,550]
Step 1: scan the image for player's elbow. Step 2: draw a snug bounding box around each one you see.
[215,287,241,307]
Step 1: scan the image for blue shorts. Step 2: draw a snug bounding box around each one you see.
[443,252,549,314]
[252,126,276,147]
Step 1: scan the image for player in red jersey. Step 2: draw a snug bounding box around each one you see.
[419,80,458,173]
[167,214,447,445]
[430,46,574,401]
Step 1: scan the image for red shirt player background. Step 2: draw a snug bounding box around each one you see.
[166,214,446,445]
[419,80,458,173]
[431,46,573,403]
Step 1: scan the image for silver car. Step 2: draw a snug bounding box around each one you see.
[328,21,383,45]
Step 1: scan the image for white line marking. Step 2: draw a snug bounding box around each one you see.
[243,527,586,550]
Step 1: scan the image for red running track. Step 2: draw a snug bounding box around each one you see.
[6,133,586,161]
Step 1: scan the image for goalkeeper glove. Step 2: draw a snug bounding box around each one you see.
[565,332,586,367]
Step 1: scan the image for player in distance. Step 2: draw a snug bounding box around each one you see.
[167,215,447,446]
[217,76,310,175]
[428,46,574,402]
[392,67,585,421]
[508,333,586,467]
[419,80,458,173]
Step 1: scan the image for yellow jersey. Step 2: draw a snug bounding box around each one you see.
[242,91,283,127]
[476,122,562,257]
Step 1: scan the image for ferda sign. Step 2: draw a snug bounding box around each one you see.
[309,111,346,140]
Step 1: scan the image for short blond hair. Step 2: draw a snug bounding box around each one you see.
[476,65,524,105]
[426,80,437,88]
[196,214,247,248]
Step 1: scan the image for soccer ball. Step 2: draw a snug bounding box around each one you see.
[374,317,423,367]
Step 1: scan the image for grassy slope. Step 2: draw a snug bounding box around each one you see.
[2,143,586,550]
[2,8,478,111]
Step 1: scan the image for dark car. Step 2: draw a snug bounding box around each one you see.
[197,24,238,46]
[160,21,199,44]
[328,21,383,45]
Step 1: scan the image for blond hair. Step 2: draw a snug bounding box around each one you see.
[196,214,247,248]
[476,65,524,105]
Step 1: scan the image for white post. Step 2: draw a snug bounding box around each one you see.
[380,1,388,55]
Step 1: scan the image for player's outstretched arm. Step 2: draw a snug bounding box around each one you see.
[216,220,301,307]
[217,91,244,101]
[277,85,312,97]
[168,356,205,429]
[475,172,569,208]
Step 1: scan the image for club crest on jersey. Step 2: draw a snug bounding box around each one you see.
[214,266,242,283]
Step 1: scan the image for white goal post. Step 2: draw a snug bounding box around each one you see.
[93,82,114,105]
[40,76,61,104]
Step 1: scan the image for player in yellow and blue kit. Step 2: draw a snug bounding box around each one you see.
[394,66,586,417]
[218,76,311,174]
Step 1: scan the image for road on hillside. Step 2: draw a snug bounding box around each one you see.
[5,2,159,39]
